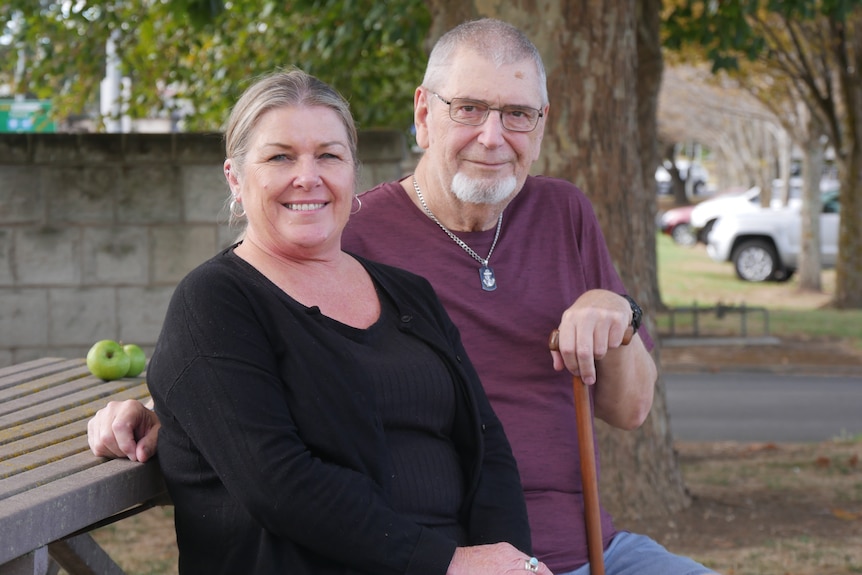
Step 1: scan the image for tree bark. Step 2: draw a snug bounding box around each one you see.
[422,0,476,50]
[425,0,689,519]
[799,115,824,292]
[832,14,862,309]
[664,144,690,207]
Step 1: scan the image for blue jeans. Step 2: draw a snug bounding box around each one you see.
[558,531,717,575]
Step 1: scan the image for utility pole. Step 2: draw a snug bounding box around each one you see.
[100,30,130,132]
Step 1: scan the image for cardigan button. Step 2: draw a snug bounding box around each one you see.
[400,314,413,323]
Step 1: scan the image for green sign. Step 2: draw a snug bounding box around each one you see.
[0,99,56,133]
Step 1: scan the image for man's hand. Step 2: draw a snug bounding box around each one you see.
[446,543,553,575]
[549,289,656,429]
[87,399,160,463]
[550,289,633,385]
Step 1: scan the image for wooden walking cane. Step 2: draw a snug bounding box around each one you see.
[548,327,634,575]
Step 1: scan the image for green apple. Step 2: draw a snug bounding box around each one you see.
[86,339,131,381]
[123,343,147,377]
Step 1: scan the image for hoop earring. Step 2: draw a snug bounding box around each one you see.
[350,194,362,215]
[229,197,246,218]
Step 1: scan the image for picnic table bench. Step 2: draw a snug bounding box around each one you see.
[0,357,168,575]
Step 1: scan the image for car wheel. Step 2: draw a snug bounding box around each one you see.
[732,239,779,282]
[671,223,697,246]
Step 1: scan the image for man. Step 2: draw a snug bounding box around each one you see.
[89,18,716,575]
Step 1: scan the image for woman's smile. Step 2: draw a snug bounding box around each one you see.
[284,202,328,211]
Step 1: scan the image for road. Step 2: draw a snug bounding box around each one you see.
[665,371,862,442]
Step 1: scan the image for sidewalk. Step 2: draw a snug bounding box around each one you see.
[660,336,862,376]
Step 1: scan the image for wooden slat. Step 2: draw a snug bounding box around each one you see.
[0,381,149,435]
[0,546,55,575]
[0,384,149,462]
[48,533,127,575]
[0,437,87,481]
[0,358,67,379]
[0,373,98,416]
[0,459,167,565]
[0,451,101,500]
[0,386,149,451]
[0,421,87,462]
[0,359,85,392]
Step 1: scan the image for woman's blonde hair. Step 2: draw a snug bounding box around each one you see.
[224,68,359,177]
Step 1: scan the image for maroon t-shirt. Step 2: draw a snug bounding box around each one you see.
[342,175,654,573]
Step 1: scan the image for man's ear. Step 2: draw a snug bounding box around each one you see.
[413,87,431,150]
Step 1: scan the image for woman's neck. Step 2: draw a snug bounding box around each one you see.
[234,238,380,328]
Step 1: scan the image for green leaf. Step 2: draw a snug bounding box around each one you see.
[1,0,430,131]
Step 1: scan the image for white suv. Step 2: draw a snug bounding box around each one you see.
[706,189,841,282]
[690,185,803,244]
[690,187,763,243]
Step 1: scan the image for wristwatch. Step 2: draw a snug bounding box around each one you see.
[621,294,642,334]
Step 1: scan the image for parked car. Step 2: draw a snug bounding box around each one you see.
[706,189,841,282]
[689,184,809,244]
[658,204,697,246]
[689,186,765,244]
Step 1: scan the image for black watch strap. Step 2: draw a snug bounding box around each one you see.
[621,294,642,334]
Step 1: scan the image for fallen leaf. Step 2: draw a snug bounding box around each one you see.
[831,507,860,520]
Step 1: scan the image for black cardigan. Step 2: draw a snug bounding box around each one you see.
[147,247,531,575]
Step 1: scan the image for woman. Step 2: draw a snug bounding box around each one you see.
[144,69,548,575]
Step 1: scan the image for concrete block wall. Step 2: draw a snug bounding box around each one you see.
[0,130,410,367]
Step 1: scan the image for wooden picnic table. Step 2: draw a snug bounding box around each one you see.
[0,357,168,575]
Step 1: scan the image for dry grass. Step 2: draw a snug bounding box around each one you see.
[623,439,862,575]
[82,507,178,575]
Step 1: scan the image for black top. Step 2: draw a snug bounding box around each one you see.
[147,246,530,575]
[362,293,467,543]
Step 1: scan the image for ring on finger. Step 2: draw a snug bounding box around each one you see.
[525,556,539,572]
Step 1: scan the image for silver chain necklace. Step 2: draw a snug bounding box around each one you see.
[412,176,502,291]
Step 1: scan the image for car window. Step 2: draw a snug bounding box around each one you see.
[819,190,841,213]
[823,199,840,213]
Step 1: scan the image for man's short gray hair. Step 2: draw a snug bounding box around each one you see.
[422,18,548,106]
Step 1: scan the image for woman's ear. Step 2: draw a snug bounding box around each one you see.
[224,159,240,193]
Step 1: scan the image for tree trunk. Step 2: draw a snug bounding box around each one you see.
[798,123,824,292]
[422,0,476,50]
[664,144,689,206]
[425,0,688,519]
[832,14,862,309]
[834,146,862,308]
[777,130,792,204]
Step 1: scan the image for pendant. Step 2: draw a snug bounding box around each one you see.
[479,265,497,291]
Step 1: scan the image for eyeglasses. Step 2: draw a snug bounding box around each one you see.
[431,92,544,133]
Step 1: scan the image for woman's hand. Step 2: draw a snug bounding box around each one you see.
[446,543,553,575]
[87,399,161,462]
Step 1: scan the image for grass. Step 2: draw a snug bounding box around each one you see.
[652,439,862,575]
[655,232,862,348]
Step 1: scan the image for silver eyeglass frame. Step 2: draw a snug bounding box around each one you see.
[430,91,544,133]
